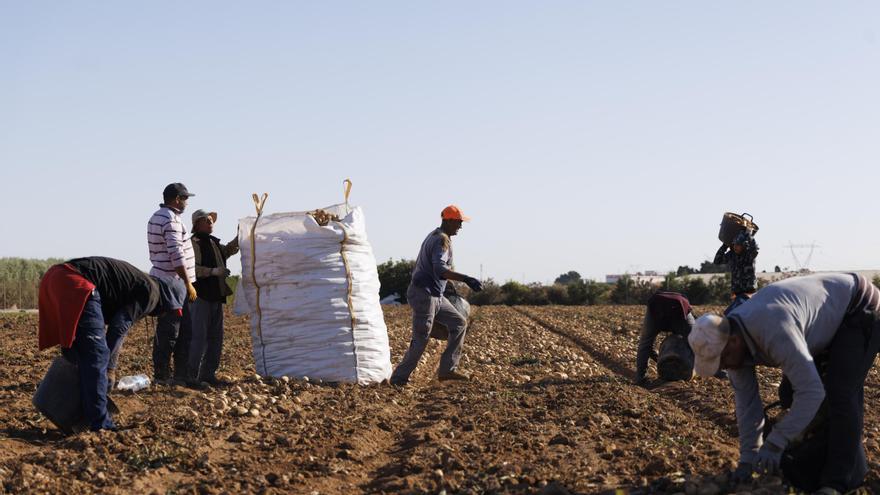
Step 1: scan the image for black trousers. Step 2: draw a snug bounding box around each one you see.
[820,309,880,491]
[152,300,192,380]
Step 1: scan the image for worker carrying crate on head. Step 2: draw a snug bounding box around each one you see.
[714,212,759,315]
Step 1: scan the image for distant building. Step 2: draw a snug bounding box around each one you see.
[605,272,666,285]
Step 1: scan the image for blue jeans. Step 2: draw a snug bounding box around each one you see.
[106,310,134,372]
[723,293,751,316]
[61,290,115,431]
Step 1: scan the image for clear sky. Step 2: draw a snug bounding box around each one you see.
[2,2,878,283]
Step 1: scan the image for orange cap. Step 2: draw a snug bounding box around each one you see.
[441,205,470,222]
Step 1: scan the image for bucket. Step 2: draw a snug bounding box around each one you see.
[657,334,694,381]
[718,212,759,245]
[32,354,117,433]
[430,294,472,340]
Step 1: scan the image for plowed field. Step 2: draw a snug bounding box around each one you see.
[2,306,879,494]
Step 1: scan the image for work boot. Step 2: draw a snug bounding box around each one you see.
[438,370,470,382]
[154,367,171,385]
[171,371,188,387]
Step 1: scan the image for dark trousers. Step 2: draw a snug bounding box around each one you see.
[152,299,192,380]
[187,298,224,380]
[819,310,880,491]
[61,290,115,431]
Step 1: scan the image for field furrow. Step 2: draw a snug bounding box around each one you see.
[2,306,879,493]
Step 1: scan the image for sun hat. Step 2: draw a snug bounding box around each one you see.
[191,209,217,224]
[688,314,730,377]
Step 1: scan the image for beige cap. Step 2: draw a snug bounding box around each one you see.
[688,314,730,377]
[191,209,217,224]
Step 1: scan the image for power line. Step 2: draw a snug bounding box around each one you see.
[785,242,820,272]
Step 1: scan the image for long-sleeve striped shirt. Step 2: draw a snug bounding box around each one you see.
[147,205,195,282]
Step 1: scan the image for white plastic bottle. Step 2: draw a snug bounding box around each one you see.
[116,374,151,392]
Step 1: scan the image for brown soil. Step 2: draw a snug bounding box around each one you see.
[1,306,878,494]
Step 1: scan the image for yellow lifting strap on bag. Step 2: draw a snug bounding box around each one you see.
[343,178,353,213]
[250,193,268,342]
[336,179,357,338]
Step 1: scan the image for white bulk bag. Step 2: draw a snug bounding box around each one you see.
[234,202,391,384]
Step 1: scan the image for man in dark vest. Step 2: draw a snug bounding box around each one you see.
[186,209,239,388]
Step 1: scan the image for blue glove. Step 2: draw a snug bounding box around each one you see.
[463,276,483,292]
[755,442,783,475]
[731,461,753,484]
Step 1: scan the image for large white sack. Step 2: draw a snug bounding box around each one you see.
[234,203,391,384]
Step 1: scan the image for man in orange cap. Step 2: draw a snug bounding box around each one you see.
[390,205,483,385]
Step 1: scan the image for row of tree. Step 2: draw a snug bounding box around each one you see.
[0,258,64,309]
[466,272,755,306]
[0,257,243,310]
[377,260,758,306]
[10,258,877,309]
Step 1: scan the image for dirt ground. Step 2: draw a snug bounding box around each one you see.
[1,305,879,494]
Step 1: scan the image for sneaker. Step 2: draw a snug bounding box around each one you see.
[438,370,470,382]
[200,376,231,387]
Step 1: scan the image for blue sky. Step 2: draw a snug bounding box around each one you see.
[2,2,878,282]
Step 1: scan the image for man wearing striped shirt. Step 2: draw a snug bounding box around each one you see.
[148,183,198,384]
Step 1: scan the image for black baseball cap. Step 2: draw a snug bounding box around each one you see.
[163,183,195,199]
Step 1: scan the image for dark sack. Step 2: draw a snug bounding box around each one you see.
[656,334,694,381]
